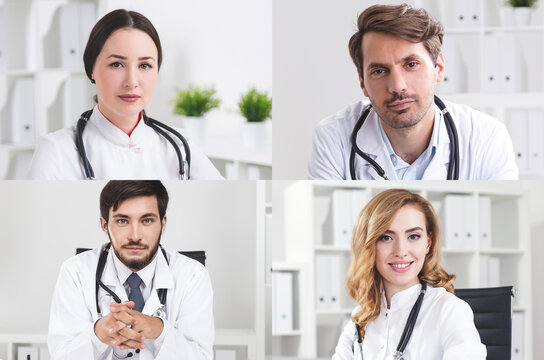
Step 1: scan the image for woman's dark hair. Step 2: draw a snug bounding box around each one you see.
[83,9,163,83]
[100,180,169,222]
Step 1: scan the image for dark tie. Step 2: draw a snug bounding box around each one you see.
[127,273,145,312]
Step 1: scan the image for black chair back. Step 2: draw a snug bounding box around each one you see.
[76,247,206,266]
[455,286,514,360]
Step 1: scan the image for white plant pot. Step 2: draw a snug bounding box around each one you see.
[513,7,532,26]
[180,115,207,144]
[242,120,272,148]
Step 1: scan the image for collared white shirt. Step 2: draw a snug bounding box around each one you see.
[332,284,487,360]
[112,248,158,303]
[48,243,214,360]
[308,99,519,180]
[27,105,223,180]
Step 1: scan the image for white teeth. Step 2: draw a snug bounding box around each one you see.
[391,263,411,269]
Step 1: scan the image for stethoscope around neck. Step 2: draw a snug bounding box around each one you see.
[349,95,459,180]
[354,280,427,360]
[75,108,192,180]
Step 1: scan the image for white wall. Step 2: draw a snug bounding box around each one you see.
[101,0,272,130]
[0,181,258,333]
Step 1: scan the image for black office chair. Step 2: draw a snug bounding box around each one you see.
[76,247,206,266]
[455,286,514,360]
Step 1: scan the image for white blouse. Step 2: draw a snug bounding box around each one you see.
[27,105,223,180]
[333,284,487,360]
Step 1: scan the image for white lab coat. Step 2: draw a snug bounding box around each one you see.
[333,284,486,360]
[308,100,519,180]
[28,105,223,179]
[48,244,214,360]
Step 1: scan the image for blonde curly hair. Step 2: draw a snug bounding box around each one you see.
[347,189,455,338]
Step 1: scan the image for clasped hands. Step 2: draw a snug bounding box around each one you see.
[94,301,164,350]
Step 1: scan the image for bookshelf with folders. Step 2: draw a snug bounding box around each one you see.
[281,181,532,360]
[0,0,97,179]
[415,0,544,178]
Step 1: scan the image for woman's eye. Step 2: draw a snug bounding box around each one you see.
[140,63,152,70]
[408,234,421,240]
[109,62,123,68]
[378,235,392,241]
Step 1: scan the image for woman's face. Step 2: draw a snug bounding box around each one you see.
[92,28,158,126]
[375,204,431,298]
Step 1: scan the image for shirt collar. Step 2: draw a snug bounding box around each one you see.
[90,104,147,147]
[381,282,422,312]
[112,246,159,289]
[377,104,442,172]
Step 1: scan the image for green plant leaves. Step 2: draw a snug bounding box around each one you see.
[238,88,272,122]
[173,85,221,117]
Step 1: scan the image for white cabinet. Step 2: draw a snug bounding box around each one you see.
[277,181,533,359]
[0,0,98,179]
[423,0,544,178]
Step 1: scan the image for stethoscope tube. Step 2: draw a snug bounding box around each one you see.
[350,95,459,180]
[75,109,191,180]
[95,243,169,315]
[354,281,427,359]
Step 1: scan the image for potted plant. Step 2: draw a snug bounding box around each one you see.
[173,85,221,143]
[238,88,272,147]
[508,0,539,26]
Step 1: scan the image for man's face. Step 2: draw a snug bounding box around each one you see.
[100,195,166,271]
[359,31,445,130]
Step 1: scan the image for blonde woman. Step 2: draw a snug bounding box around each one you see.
[333,189,486,359]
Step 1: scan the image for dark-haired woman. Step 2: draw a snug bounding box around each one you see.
[28,9,222,180]
[333,189,486,359]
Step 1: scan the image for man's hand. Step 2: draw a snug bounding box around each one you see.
[111,303,164,348]
[94,301,146,350]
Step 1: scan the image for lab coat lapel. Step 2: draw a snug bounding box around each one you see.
[99,252,129,312]
[142,249,174,316]
[356,111,398,180]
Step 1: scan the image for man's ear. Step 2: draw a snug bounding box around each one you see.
[435,52,445,83]
[161,216,167,234]
[358,72,369,97]
[100,217,108,234]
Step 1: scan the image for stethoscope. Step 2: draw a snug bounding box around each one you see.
[75,108,192,180]
[353,280,427,360]
[349,95,459,180]
[95,243,169,359]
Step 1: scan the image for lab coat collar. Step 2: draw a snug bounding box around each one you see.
[142,248,175,316]
[90,105,147,147]
[111,247,159,290]
[381,282,422,312]
[356,109,398,180]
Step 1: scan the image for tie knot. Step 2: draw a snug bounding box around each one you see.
[127,272,143,289]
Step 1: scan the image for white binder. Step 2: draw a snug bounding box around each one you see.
[272,272,293,333]
[331,190,353,247]
[527,110,544,170]
[18,346,38,360]
[59,4,81,70]
[462,196,475,250]
[467,0,482,27]
[487,257,500,287]
[10,77,36,144]
[479,255,489,287]
[506,110,528,171]
[442,195,466,250]
[328,254,343,310]
[315,254,332,310]
[482,34,501,94]
[478,196,492,249]
[500,34,521,93]
[350,189,368,231]
[63,75,87,128]
[78,3,96,49]
[511,312,524,360]
[453,0,470,28]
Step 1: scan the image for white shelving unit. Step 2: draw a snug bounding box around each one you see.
[279,181,533,359]
[418,0,544,178]
[0,0,97,179]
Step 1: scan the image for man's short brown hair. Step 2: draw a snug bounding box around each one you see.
[348,3,444,77]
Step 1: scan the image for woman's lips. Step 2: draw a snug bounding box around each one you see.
[119,94,141,103]
[389,261,414,272]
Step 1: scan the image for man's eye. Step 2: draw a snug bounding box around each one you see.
[407,62,418,68]
[143,218,153,224]
[117,219,128,224]
[373,69,385,75]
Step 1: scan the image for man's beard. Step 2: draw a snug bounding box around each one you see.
[108,232,161,271]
